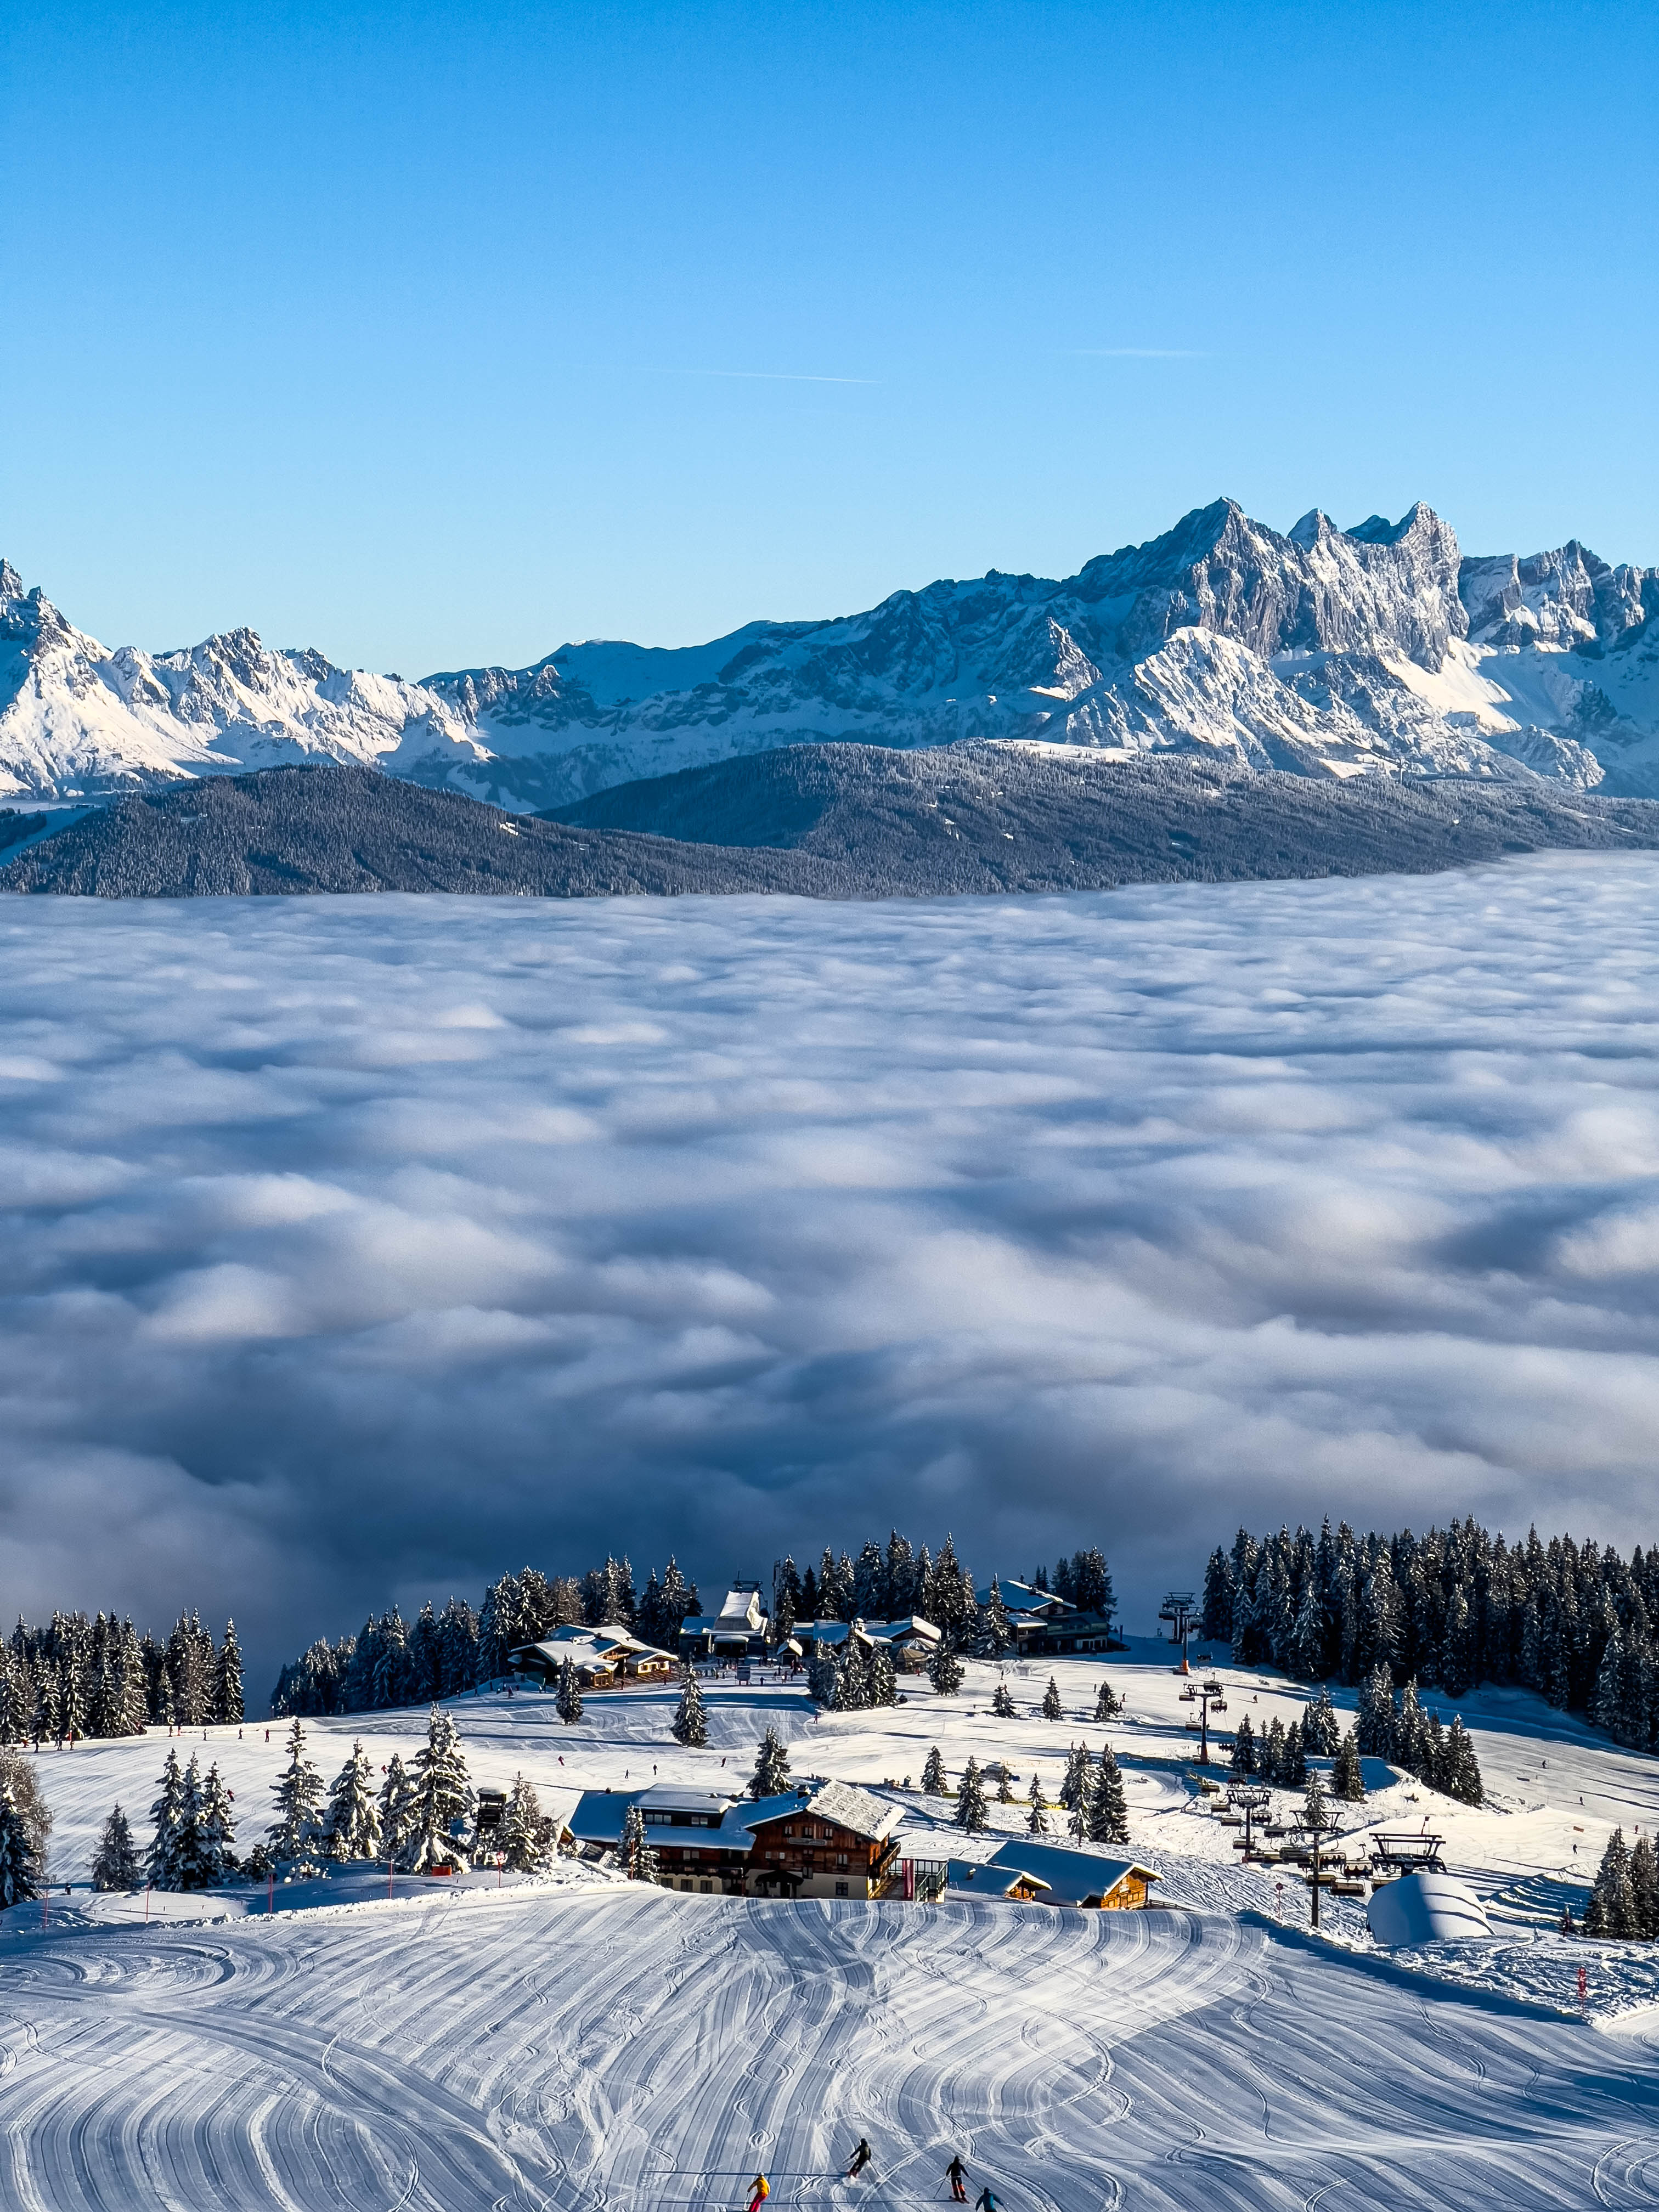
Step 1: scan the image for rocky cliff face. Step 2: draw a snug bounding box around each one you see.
[4,497,1655,811]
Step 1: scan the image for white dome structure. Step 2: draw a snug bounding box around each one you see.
[1366,1870,1492,1946]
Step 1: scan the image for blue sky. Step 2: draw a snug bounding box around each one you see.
[2,0,1655,675]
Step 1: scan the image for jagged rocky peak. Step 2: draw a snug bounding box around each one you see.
[1459,540,1657,650]
[1068,496,1465,669]
[0,558,24,604]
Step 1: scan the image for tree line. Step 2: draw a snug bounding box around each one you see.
[1203,1517,1657,1754]
[270,1531,1118,1718]
[0,1610,242,1745]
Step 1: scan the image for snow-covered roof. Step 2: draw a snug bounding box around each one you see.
[946,1859,1052,1898]
[512,1624,677,1665]
[774,1779,902,1844]
[981,1838,1159,1906]
[879,1615,940,1643]
[980,1581,1075,1620]
[716,1587,766,1627]
[635,1784,738,1819]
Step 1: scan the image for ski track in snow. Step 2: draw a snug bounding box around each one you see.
[3,1888,1659,2210]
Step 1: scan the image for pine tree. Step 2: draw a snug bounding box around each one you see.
[92,1804,139,1891]
[1069,1759,1096,1844]
[1280,1720,1307,1788]
[1442,1716,1484,1807]
[556,1657,584,1726]
[991,1679,1015,1719]
[321,1741,382,1862]
[1632,1833,1659,1940]
[1090,1743,1130,1846]
[216,1621,245,1725]
[956,1757,988,1833]
[868,1642,897,1708]
[268,1718,326,1864]
[146,1748,187,1887]
[620,1804,658,1882]
[1301,1685,1340,1756]
[1302,1766,1329,1837]
[672,1664,708,1747]
[198,1762,236,1882]
[1026,1776,1049,1835]
[1261,1716,1286,1785]
[379,1754,417,1867]
[1201,1546,1236,1644]
[927,1643,963,1697]
[1093,1679,1121,1723]
[1355,1664,1396,1758]
[978,1580,1012,1659]
[1059,1740,1090,1810]
[501,1774,550,1872]
[1230,1714,1257,1775]
[1587,1827,1639,1939]
[1331,1730,1365,1802]
[750,1725,792,1799]
[0,1781,40,1908]
[170,1756,215,1889]
[996,1765,1015,1804]
[921,1746,947,1796]
[1041,1677,1063,1720]
[407,1706,476,1872]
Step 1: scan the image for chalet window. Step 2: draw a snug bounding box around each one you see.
[834,1882,849,1897]
[837,1854,848,1870]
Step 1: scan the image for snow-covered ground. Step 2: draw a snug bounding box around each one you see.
[12,1640,1659,2205]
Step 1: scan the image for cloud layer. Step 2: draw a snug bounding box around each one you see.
[6,859,1659,1695]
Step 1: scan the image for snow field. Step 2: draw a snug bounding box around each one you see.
[5,1882,1659,2209]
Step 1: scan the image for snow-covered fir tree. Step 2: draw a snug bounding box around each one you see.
[1587,1827,1639,1939]
[146,1748,187,1887]
[1230,1714,1257,1775]
[556,1657,584,1726]
[750,1725,791,1799]
[1093,1679,1122,1723]
[620,1804,657,1882]
[1027,1777,1049,1835]
[995,1764,1015,1804]
[1279,1720,1307,1788]
[171,1757,217,1890]
[921,1747,946,1796]
[1090,1743,1130,1846]
[92,1803,139,1891]
[1301,1684,1340,1755]
[1355,1665,1396,1757]
[977,1580,1012,1659]
[501,1774,549,1871]
[1632,1833,1659,1940]
[955,1757,988,1833]
[216,1621,245,1724]
[268,1718,326,1864]
[1301,1766,1329,1837]
[198,1762,236,1882]
[321,1741,382,1861]
[868,1642,896,1708]
[1331,1730,1365,1801]
[0,1780,40,1908]
[1068,1760,1096,1844]
[991,1679,1015,1718]
[1041,1677,1063,1720]
[379,1754,417,1866]
[927,1643,963,1698]
[1059,1741,1089,1810]
[407,1706,476,1872]
[672,1664,708,1747]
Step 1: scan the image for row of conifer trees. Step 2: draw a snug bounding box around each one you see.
[1203,1517,1659,1753]
[0,1611,242,1745]
[270,1532,1118,1718]
[69,1712,560,1904]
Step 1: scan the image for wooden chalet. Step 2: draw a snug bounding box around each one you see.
[566,1779,903,1900]
[972,1837,1160,1910]
[507,1623,678,1690]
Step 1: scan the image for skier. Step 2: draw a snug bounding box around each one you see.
[846,2138,873,2180]
[974,2191,1000,2212]
[947,2155,968,2203]
[746,2177,770,2212]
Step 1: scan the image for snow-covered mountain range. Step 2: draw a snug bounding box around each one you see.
[5,500,1657,811]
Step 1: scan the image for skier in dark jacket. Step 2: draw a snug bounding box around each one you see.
[947,2155,968,2203]
[846,2140,873,2180]
[974,2191,1000,2212]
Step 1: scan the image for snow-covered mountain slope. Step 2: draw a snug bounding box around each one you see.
[0,560,489,803]
[5,498,1655,811]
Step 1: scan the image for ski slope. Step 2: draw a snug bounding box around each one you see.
[4,1881,1659,2210]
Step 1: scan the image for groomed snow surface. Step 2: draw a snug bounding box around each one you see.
[10,1644,1659,2208]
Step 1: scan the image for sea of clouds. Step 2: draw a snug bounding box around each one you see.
[6,857,1659,1691]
